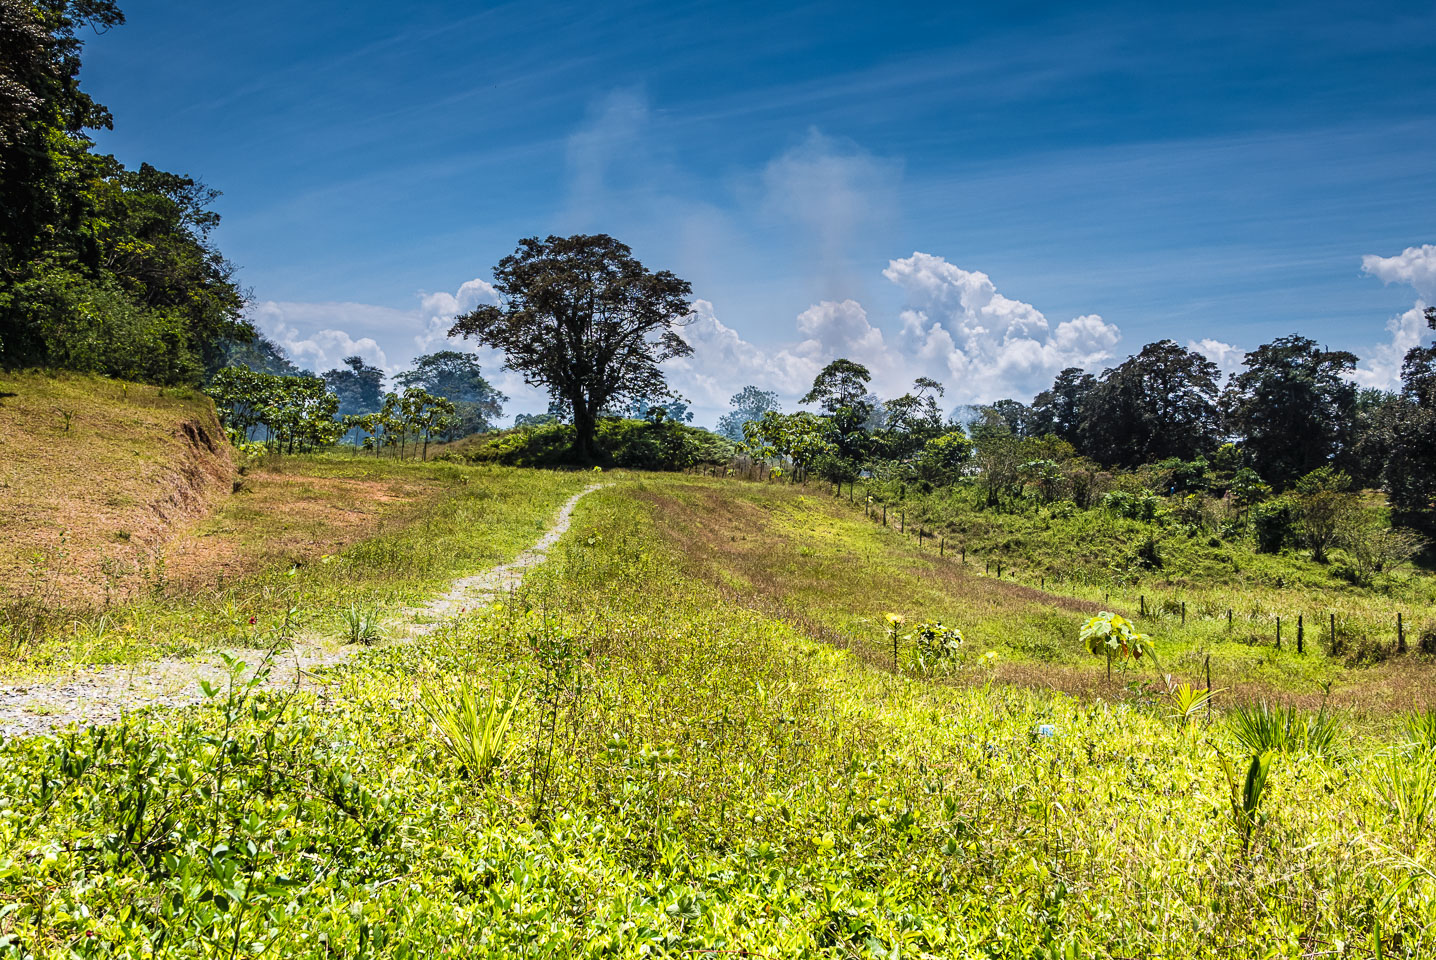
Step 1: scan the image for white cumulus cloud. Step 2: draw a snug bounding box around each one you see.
[1362,244,1436,302]
[658,256,1122,423]
[1355,243,1435,390]
[247,279,546,421]
[1188,338,1245,382]
[880,252,1121,402]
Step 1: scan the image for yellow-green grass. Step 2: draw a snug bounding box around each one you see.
[3,477,1432,956]
[636,474,1436,712]
[1,455,590,673]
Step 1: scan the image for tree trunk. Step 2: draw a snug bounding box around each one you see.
[573,400,597,463]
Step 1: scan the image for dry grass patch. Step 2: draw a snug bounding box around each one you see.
[0,371,232,605]
[161,460,457,592]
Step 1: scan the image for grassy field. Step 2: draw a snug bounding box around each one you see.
[645,475,1436,712]
[2,472,1434,957]
[0,449,589,673]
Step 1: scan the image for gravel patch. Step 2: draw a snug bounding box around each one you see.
[0,484,602,740]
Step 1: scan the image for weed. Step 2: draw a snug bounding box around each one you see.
[419,678,521,782]
[339,602,384,645]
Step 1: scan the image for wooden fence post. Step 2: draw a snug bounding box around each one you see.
[1276,616,1281,650]
[1181,601,1186,625]
[1297,614,1304,654]
[1398,613,1406,654]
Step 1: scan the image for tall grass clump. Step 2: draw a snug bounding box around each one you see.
[1405,709,1436,752]
[339,602,384,645]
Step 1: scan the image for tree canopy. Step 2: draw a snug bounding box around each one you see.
[1221,335,1357,488]
[394,349,506,436]
[1079,340,1222,466]
[0,0,251,383]
[449,234,693,461]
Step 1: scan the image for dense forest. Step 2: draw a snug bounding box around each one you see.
[0,0,255,383]
[726,325,1436,535]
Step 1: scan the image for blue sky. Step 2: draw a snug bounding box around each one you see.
[84,0,1436,423]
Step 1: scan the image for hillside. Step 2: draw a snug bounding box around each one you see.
[0,372,234,606]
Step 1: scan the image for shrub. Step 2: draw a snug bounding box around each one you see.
[906,619,964,671]
[1251,497,1297,553]
[463,418,736,469]
[1103,490,1161,521]
[1420,619,1436,655]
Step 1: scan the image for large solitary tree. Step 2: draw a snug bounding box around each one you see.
[717,385,781,441]
[449,235,694,461]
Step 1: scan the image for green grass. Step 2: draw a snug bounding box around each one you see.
[0,457,589,673]
[2,474,1434,957]
[635,475,1436,712]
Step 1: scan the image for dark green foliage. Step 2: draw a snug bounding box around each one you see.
[1031,367,1096,444]
[1250,497,1297,554]
[450,234,693,462]
[980,397,1039,438]
[801,358,871,413]
[1340,388,1404,488]
[1078,340,1222,467]
[0,2,250,384]
[1221,336,1357,489]
[464,417,735,470]
[1386,309,1436,531]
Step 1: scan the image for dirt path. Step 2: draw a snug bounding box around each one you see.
[0,484,603,740]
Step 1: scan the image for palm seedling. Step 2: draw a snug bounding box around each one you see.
[1165,680,1221,729]
[1228,701,1341,757]
[1219,749,1274,859]
[419,678,522,783]
[340,603,383,645]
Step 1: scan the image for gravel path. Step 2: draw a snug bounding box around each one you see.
[0,484,603,740]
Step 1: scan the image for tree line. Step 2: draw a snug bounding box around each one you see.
[205,349,507,458]
[0,0,253,384]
